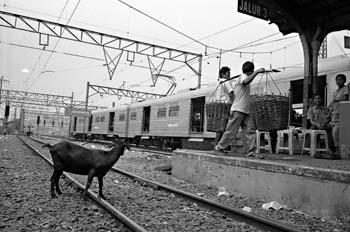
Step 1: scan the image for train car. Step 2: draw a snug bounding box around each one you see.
[72,55,350,150]
[126,85,217,149]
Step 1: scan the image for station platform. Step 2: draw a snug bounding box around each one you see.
[172,149,350,220]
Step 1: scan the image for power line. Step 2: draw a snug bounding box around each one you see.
[0,40,105,61]
[207,32,281,57]
[163,32,283,75]
[2,4,198,51]
[117,0,212,49]
[27,0,81,91]
[24,0,70,90]
[234,35,299,49]
[175,19,256,50]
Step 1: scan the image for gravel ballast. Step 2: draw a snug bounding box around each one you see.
[2,135,350,231]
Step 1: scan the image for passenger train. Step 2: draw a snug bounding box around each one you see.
[71,56,350,150]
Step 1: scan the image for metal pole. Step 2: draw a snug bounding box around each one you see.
[83,82,90,141]
[0,76,2,134]
[0,76,3,106]
[0,76,10,134]
[217,50,222,81]
[197,55,202,89]
[68,92,73,139]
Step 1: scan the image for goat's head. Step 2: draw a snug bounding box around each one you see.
[110,139,130,152]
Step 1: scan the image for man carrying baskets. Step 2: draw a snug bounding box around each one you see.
[214,61,265,157]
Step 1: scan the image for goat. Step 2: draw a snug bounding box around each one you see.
[43,140,130,200]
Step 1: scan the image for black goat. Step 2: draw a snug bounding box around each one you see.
[43,140,130,200]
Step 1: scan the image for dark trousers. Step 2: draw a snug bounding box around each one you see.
[309,124,335,152]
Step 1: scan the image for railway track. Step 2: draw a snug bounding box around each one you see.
[18,136,147,232]
[36,135,173,157]
[22,135,303,232]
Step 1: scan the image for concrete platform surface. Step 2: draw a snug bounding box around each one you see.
[172,149,350,220]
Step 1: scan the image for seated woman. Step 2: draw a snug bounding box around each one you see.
[307,93,335,153]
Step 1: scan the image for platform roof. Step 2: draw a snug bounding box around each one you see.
[249,0,350,35]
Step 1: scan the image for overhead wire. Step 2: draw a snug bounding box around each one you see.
[2,4,199,50]
[27,0,81,91]
[5,1,305,99]
[117,0,216,50]
[23,0,69,90]
[236,35,299,49]
[175,18,256,50]
[5,1,292,89]
[0,40,105,61]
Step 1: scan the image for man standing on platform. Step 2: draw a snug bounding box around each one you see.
[214,61,264,157]
[214,66,235,146]
[328,74,349,157]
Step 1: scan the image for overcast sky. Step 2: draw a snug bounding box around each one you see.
[1,0,349,117]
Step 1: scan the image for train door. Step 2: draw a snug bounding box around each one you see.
[88,115,93,132]
[190,97,205,133]
[108,112,114,133]
[290,75,327,127]
[142,106,150,133]
[73,117,77,131]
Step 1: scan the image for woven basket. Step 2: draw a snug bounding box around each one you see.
[251,94,289,131]
[205,102,231,132]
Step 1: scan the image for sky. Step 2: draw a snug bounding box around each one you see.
[1,0,350,119]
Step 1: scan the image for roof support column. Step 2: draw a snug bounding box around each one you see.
[299,26,327,128]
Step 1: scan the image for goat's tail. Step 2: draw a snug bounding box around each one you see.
[42,143,52,148]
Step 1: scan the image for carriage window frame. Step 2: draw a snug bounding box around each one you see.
[100,116,105,122]
[157,107,167,118]
[130,112,137,121]
[119,113,126,121]
[169,105,180,117]
[95,116,100,123]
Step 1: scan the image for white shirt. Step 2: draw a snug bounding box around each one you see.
[230,74,251,114]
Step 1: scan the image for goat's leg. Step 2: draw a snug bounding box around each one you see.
[97,176,106,200]
[83,169,95,200]
[55,170,63,195]
[50,170,58,198]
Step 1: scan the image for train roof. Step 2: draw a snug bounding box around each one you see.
[92,104,129,114]
[90,86,216,114]
[129,85,217,108]
[251,55,350,84]
[91,55,350,114]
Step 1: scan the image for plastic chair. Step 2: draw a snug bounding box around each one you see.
[276,129,301,155]
[256,130,272,153]
[302,130,328,156]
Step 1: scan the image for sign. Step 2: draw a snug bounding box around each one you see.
[237,0,268,20]
[64,107,91,117]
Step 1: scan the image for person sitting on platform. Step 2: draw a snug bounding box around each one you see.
[307,93,335,153]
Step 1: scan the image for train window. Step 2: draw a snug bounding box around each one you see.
[157,107,167,118]
[169,106,179,117]
[101,116,105,122]
[95,117,100,123]
[119,113,126,121]
[130,112,137,120]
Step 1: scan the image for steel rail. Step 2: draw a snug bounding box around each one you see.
[28,136,302,232]
[112,168,303,232]
[18,136,148,232]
